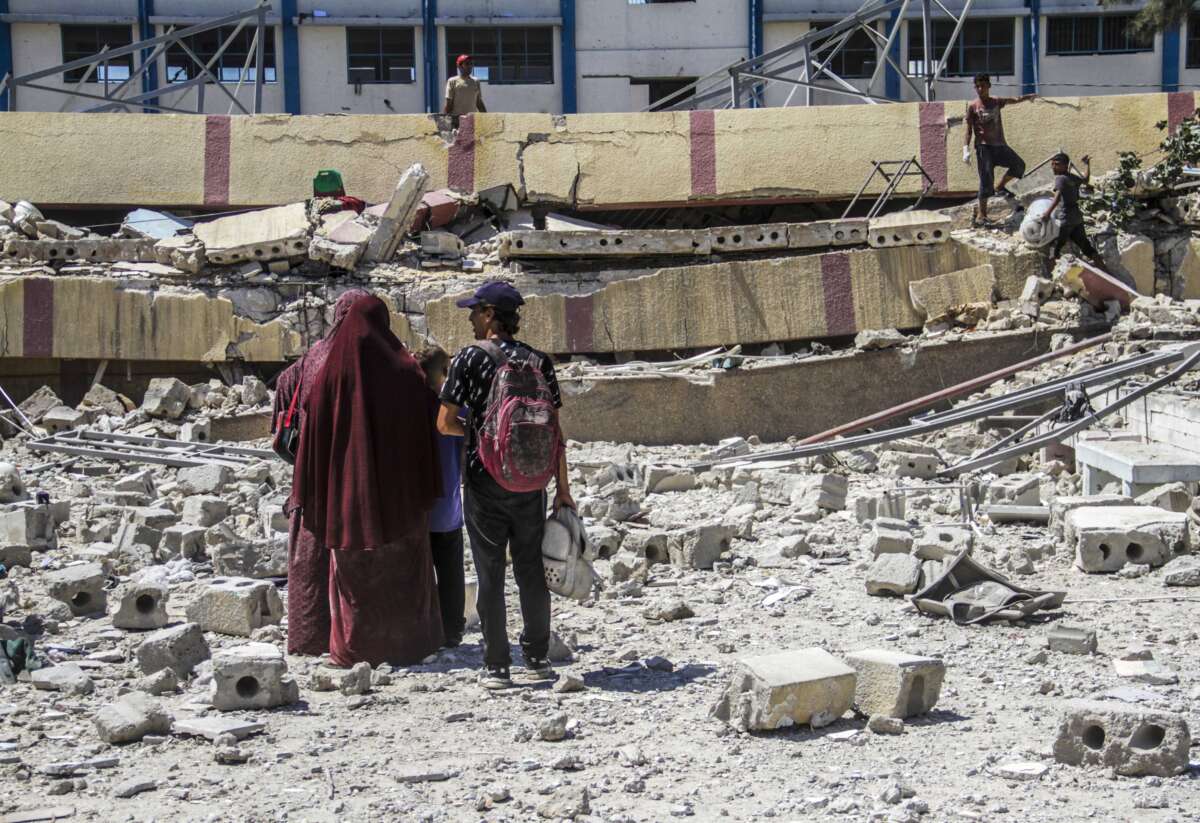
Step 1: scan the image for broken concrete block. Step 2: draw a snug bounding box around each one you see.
[865,554,922,596]
[1161,555,1200,586]
[209,642,299,711]
[45,563,107,616]
[854,328,906,350]
[1053,700,1191,777]
[211,540,287,579]
[712,648,856,732]
[0,545,32,567]
[179,419,212,443]
[194,202,310,265]
[141,377,191,420]
[31,663,94,695]
[153,234,207,273]
[17,385,62,424]
[176,464,233,496]
[162,524,208,560]
[790,474,848,512]
[364,163,430,263]
[588,525,621,559]
[1047,624,1097,655]
[40,405,87,433]
[623,529,669,565]
[1067,506,1189,573]
[186,577,284,637]
[909,264,996,320]
[913,523,973,560]
[667,523,732,570]
[985,473,1042,506]
[113,469,155,497]
[0,462,26,504]
[844,649,945,718]
[182,496,229,527]
[0,504,58,549]
[130,506,179,530]
[643,466,697,494]
[879,451,939,479]
[868,519,913,557]
[111,583,170,631]
[1113,648,1178,685]
[136,622,210,678]
[868,210,952,248]
[852,490,905,523]
[1134,482,1192,513]
[93,692,173,744]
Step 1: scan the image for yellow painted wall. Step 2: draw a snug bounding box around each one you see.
[0,92,1181,208]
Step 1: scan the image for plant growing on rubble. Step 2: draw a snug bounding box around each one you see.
[1081,117,1200,230]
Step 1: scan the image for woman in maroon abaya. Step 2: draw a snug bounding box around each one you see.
[273,289,368,656]
[290,294,444,666]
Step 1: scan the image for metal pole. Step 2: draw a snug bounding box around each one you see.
[254,6,265,113]
[803,46,812,106]
[0,382,35,432]
[797,333,1112,445]
[921,0,933,101]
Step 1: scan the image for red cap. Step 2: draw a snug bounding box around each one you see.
[456,54,471,66]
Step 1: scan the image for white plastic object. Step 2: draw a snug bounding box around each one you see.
[962,145,971,164]
[541,507,596,601]
[1020,197,1062,248]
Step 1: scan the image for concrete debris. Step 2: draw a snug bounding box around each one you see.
[1066,506,1189,573]
[867,211,952,248]
[844,649,944,718]
[141,378,192,420]
[1046,624,1098,655]
[711,648,856,732]
[1053,700,1191,777]
[193,203,310,265]
[854,328,906,351]
[93,692,173,744]
[1161,554,1200,586]
[909,265,996,323]
[209,643,299,711]
[31,663,94,695]
[364,163,430,263]
[185,577,284,637]
[1112,647,1179,685]
[110,583,169,630]
[865,553,923,596]
[45,563,107,616]
[136,622,210,678]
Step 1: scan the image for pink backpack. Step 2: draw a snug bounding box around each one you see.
[475,340,563,493]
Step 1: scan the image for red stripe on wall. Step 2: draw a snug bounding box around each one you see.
[23,278,54,359]
[1168,92,1195,135]
[820,253,855,337]
[447,115,476,193]
[203,115,232,207]
[918,102,948,193]
[564,293,595,353]
[689,110,717,197]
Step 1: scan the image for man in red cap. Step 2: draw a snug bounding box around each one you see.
[444,54,486,120]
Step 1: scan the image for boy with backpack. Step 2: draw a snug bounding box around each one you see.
[436,281,574,689]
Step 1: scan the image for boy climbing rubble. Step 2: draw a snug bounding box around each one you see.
[963,73,1036,227]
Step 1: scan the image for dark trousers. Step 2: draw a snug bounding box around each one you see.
[1052,222,1099,260]
[463,468,550,667]
[429,529,466,642]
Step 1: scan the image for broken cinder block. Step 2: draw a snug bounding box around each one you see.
[136,622,210,678]
[844,649,945,719]
[209,642,300,711]
[46,563,108,616]
[667,523,732,570]
[865,553,922,597]
[1066,506,1189,573]
[1053,700,1191,777]
[879,451,939,479]
[111,583,169,631]
[711,648,856,731]
[1047,624,1097,655]
[186,577,284,637]
[141,377,192,420]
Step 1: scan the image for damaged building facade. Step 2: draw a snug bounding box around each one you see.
[0,56,1198,823]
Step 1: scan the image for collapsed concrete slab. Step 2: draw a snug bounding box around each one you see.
[1,237,155,264]
[209,642,300,711]
[1053,700,1191,777]
[193,202,310,265]
[364,163,429,263]
[844,649,945,718]
[711,648,856,731]
[1066,506,1189,573]
[908,265,996,321]
[1075,439,1200,496]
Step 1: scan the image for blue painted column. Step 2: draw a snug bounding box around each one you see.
[748,0,763,107]
[1162,24,1181,92]
[281,0,300,113]
[1022,0,1040,95]
[0,0,12,111]
[423,0,438,113]
[560,0,576,113]
[137,0,158,112]
[884,7,901,100]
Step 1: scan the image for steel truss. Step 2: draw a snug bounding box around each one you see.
[0,2,269,114]
[29,429,275,469]
[842,157,935,219]
[650,0,977,111]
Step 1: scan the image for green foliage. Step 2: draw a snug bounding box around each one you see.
[1081,117,1200,230]
[1102,0,1196,35]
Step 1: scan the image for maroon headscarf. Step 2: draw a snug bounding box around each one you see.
[290,295,442,551]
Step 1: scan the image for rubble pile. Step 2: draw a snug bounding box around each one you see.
[0,319,1194,821]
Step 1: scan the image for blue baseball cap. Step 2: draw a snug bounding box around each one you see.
[455,280,525,310]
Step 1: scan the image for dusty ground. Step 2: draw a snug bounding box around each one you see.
[2,412,1199,823]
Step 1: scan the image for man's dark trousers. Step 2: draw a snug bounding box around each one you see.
[429,529,466,642]
[463,468,550,667]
